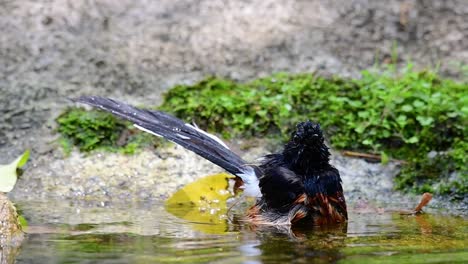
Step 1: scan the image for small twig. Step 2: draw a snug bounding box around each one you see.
[342,150,407,164]
[342,150,381,160]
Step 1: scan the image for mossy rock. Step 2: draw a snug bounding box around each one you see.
[0,193,24,264]
[56,108,161,154]
[0,193,24,246]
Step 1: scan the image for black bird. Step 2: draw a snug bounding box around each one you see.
[74,96,347,226]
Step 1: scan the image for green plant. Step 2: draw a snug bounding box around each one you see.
[56,108,160,154]
[161,73,359,139]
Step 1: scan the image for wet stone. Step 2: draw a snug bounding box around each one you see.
[0,193,24,248]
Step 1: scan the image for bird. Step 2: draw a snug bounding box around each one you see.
[73,96,347,226]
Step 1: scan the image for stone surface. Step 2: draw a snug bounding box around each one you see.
[0,194,23,245]
[0,193,24,264]
[10,146,221,201]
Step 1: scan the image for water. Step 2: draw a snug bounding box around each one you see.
[8,199,468,263]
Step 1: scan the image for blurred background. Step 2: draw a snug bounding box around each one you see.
[1,0,467,160]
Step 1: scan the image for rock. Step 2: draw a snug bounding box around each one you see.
[0,194,24,245]
[0,193,24,264]
[10,146,222,201]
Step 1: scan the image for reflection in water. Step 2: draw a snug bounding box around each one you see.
[12,199,468,263]
[0,246,21,264]
[239,223,348,263]
[414,214,432,235]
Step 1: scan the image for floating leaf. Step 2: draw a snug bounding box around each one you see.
[165,173,235,234]
[166,173,234,207]
[0,150,30,193]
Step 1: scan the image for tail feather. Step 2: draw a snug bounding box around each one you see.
[73,96,261,197]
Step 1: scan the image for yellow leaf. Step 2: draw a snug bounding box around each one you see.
[165,173,235,234]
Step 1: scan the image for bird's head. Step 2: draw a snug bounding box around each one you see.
[283,121,330,171]
[290,121,324,147]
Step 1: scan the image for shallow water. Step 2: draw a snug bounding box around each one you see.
[9,199,468,264]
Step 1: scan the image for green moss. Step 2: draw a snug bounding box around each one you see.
[160,73,358,138]
[56,64,467,197]
[396,139,467,199]
[56,108,160,154]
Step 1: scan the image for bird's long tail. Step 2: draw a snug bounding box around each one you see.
[73,96,261,197]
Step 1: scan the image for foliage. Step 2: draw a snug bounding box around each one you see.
[56,108,160,154]
[395,140,467,199]
[161,73,355,138]
[160,65,467,198]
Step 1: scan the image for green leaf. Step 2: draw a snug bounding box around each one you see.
[0,150,30,193]
[461,106,468,115]
[396,115,407,127]
[357,111,369,118]
[381,151,389,165]
[257,110,268,117]
[406,136,419,144]
[413,100,425,108]
[401,105,413,112]
[354,125,366,134]
[17,149,30,168]
[18,215,28,229]
[348,100,363,108]
[416,116,434,126]
[244,117,254,125]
